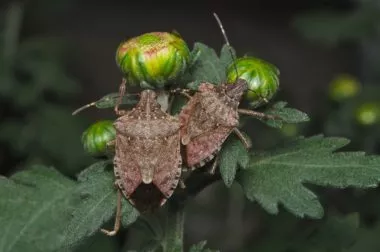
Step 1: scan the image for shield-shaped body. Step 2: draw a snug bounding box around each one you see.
[113,89,182,212]
[179,79,247,169]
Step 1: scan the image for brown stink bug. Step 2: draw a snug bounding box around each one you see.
[178,13,278,172]
[101,79,182,236]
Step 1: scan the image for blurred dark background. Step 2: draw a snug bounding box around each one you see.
[2,0,380,251]
[13,0,357,117]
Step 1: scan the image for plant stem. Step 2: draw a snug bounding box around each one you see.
[162,199,185,252]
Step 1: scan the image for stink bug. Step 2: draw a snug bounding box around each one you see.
[101,80,182,236]
[178,13,279,171]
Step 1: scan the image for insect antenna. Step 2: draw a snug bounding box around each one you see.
[213,13,269,104]
[213,12,239,81]
[72,102,97,115]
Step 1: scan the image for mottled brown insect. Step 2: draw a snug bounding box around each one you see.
[179,14,275,171]
[101,80,182,236]
[180,80,257,170]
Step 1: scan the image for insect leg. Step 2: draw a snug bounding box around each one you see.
[238,108,278,120]
[170,88,192,99]
[179,179,186,189]
[114,78,128,116]
[101,189,122,236]
[105,140,116,155]
[232,128,252,149]
[181,166,189,173]
[106,139,115,148]
[208,155,220,175]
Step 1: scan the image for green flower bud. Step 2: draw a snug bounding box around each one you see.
[226,57,280,107]
[116,32,191,88]
[355,102,380,126]
[81,120,116,157]
[329,74,361,102]
[281,123,299,138]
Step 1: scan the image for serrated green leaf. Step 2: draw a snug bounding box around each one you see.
[185,43,236,89]
[237,135,380,218]
[72,93,138,115]
[219,134,250,187]
[189,46,202,67]
[0,166,77,252]
[262,101,310,128]
[219,44,236,70]
[189,240,219,252]
[95,93,139,109]
[61,160,139,249]
[190,43,222,83]
[94,93,123,109]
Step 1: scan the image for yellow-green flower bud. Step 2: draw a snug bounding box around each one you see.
[116,32,191,88]
[81,120,116,157]
[226,57,280,107]
[355,102,380,126]
[328,74,361,102]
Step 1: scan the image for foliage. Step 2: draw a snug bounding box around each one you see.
[219,134,249,187]
[260,101,310,128]
[62,160,139,249]
[3,4,380,252]
[238,135,380,218]
[0,166,77,252]
[182,42,236,89]
[285,2,380,252]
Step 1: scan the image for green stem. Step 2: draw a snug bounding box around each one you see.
[162,200,185,252]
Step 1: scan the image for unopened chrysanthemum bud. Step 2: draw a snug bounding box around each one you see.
[355,102,380,126]
[81,120,116,157]
[329,74,361,102]
[116,32,191,88]
[226,57,280,107]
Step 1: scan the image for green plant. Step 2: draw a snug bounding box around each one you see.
[226,57,280,107]
[81,120,116,158]
[116,31,191,89]
[2,28,380,251]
